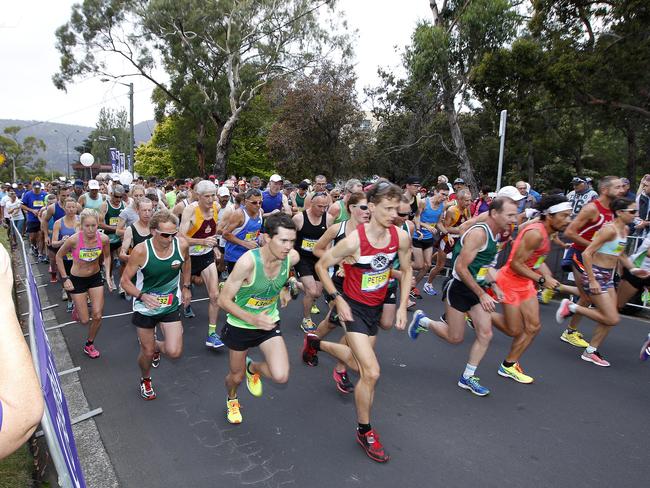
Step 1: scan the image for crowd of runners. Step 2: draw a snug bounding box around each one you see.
[3,171,650,463]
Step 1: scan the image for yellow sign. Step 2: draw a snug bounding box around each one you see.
[0,154,5,165]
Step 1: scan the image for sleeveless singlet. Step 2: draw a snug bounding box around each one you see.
[333,200,350,224]
[261,190,283,214]
[129,223,152,251]
[133,237,184,316]
[409,195,419,220]
[105,200,125,244]
[416,198,444,240]
[571,199,613,251]
[224,209,263,263]
[499,222,550,286]
[294,192,306,210]
[296,210,327,261]
[73,232,103,262]
[596,225,627,257]
[451,223,498,286]
[83,192,103,210]
[441,204,471,253]
[186,202,219,256]
[59,217,78,261]
[226,248,290,329]
[343,224,399,306]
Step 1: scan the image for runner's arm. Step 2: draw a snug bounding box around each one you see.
[509,229,546,283]
[39,204,54,242]
[327,202,340,221]
[455,226,490,298]
[313,223,340,259]
[55,233,76,280]
[282,194,292,215]
[116,216,127,237]
[179,240,192,306]
[101,234,114,290]
[120,243,145,297]
[51,220,63,248]
[119,226,133,263]
[564,203,598,248]
[395,228,413,330]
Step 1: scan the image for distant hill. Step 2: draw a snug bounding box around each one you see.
[0,119,156,173]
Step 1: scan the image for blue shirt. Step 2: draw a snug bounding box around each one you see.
[21,190,48,222]
[261,190,282,214]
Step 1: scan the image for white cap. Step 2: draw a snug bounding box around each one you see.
[111,173,120,181]
[88,179,100,190]
[496,185,525,201]
[12,183,18,189]
[269,174,282,182]
[217,186,230,197]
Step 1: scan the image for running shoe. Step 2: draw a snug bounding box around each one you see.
[465,314,474,330]
[356,429,389,463]
[71,305,79,322]
[226,398,242,424]
[301,317,317,333]
[66,301,74,313]
[555,298,574,324]
[409,287,422,300]
[31,245,38,257]
[205,332,225,349]
[311,304,320,315]
[332,369,354,394]
[640,334,650,361]
[422,283,437,296]
[302,333,319,367]
[83,344,100,359]
[152,352,161,368]
[140,377,156,400]
[407,299,416,309]
[407,310,427,340]
[581,350,611,367]
[560,329,589,348]
[458,375,490,396]
[183,305,196,318]
[245,357,262,397]
[497,362,533,384]
[118,285,126,299]
[540,288,555,304]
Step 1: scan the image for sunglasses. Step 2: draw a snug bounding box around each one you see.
[397,212,410,217]
[156,230,178,238]
[621,209,637,214]
[352,204,369,211]
[313,192,328,198]
[247,200,262,205]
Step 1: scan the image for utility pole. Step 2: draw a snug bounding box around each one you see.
[54,129,80,180]
[129,82,135,173]
[496,110,507,191]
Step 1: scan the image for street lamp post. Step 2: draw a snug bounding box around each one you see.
[54,129,80,179]
[101,79,135,173]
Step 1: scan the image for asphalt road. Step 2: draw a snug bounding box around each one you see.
[38,262,650,488]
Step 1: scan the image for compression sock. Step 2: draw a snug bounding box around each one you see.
[208,324,217,335]
[585,345,597,354]
[462,363,477,380]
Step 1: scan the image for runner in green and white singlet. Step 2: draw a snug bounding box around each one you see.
[217,213,300,424]
[121,210,192,401]
[408,197,519,397]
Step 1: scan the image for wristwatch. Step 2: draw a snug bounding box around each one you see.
[324,291,341,303]
[183,284,192,289]
[537,276,546,286]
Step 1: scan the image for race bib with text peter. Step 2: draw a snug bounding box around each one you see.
[361,269,390,292]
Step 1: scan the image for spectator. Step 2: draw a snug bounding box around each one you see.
[261,174,291,217]
[471,185,492,217]
[0,246,45,459]
[515,180,540,214]
[636,177,650,237]
[621,178,636,200]
[567,177,598,217]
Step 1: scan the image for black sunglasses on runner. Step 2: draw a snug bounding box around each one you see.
[397,212,409,217]
[156,230,178,238]
[353,204,369,211]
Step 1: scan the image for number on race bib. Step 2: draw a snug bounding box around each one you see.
[246,296,277,309]
[301,239,316,251]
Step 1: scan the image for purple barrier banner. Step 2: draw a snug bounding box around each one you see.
[28,263,86,488]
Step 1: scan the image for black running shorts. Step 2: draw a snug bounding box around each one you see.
[384,285,397,305]
[220,322,282,351]
[442,277,480,313]
[294,256,319,281]
[341,295,381,337]
[68,271,104,294]
[191,252,215,276]
[132,309,182,329]
[26,221,41,234]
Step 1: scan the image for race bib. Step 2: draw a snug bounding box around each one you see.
[533,255,546,269]
[78,247,102,261]
[33,200,44,208]
[109,217,119,226]
[301,238,316,252]
[361,269,390,292]
[149,292,174,306]
[477,267,489,283]
[245,231,259,241]
[246,295,277,309]
[190,244,207,254]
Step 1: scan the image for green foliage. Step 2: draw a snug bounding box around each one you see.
[0,126,48,181]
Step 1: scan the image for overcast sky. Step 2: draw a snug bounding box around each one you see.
[0,1,432,128]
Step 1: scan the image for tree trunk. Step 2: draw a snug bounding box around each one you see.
[213,110,242,179]
[196,123,206,177]
[526,137,535,185]
[626,122,637,184]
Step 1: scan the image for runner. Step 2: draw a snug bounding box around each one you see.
[120,210,192,400]
[78,179,104,210]
[116,184,146,237]
[40,188,68,282]
[118,198,153,265]
[493,195,572,383]
[423,188,472,295]
[21,181,48,262]
[306,180,412,463]
[556,198,643,366]
[51,197,79,312]
[412,183,450,297]
[223,188,263,272]
[561,176,623,348]
[261,174,291,219]
[217,213,300,424]
[403,177,422,220]
[55,209,114,358]
[293,192,330,332]
[328,179,363,224]
[408,197,519,396]
[291,181,310,214]
[179,180,223,348]
[99,184,126,295]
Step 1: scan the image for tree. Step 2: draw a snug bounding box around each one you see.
[267,63,364,180]
[0,127,47,182]
[54,0,347,178]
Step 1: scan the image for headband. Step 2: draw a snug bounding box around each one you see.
[545,201,572,215]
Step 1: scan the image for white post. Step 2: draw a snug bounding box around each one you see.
[496,110,507,191]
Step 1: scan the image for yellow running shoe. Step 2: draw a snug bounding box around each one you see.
[560,329,590,348]
[226,398,242,424]
[245,357,263,397]
[498,362,534,384]
[311,304,320,315]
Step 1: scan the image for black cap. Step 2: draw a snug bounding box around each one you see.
[405,176,421,185]
[453,178,465,184]
[298,181,309,190]
[571,177,585,185]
